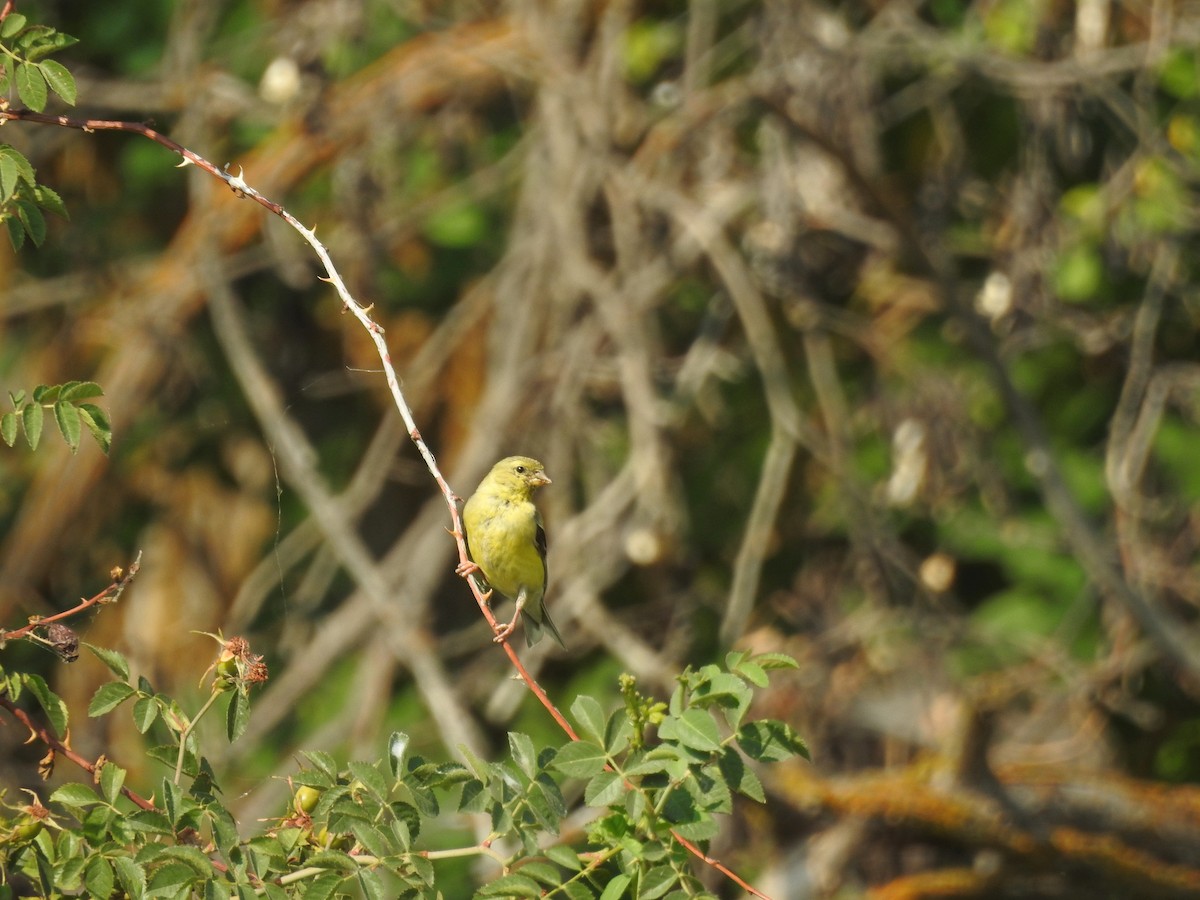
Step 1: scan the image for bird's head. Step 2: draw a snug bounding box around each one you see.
[483,456,552,498]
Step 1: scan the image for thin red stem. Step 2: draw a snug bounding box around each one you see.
[2,554,141,643]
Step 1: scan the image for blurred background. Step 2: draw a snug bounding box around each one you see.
[3,0,1200,896]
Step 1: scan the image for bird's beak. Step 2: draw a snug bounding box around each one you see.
[534,472,552,486]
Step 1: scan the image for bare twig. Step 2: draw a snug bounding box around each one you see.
[1,553,142,643]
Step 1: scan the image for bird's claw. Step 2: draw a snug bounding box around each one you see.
[455,560,480,577]
[492,618,518,643]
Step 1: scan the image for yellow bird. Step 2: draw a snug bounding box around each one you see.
[457,456,565,648]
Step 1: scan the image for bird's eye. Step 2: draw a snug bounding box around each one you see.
[515,465,526,474]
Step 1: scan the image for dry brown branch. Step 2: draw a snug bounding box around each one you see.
[771,759,1200,897]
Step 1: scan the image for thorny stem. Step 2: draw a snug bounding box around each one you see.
[0,697,159,812]
[1,105,769,898]
[1,552,142,643]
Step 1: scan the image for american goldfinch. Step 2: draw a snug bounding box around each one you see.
[457,456,565,648]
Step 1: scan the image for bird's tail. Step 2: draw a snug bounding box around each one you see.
[524,607,567,649]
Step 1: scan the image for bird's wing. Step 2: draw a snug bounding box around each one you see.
[535,509,548,593]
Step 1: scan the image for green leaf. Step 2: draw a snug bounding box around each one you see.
[387,730,409,778]
[147,862,198,893]
[125,809,173,835]
[552,740,608,778]
[159,845,217,878]
[347,760,389,804]
[356,868,387,900]
[605,709,633,756]
[77,404,112,454]
[33,183,67,218]
[89,681,136,716]
[528,776,567,830]
[32,383,60,403]
[661,708,721,753]
[736,719,810,762]
[99,761,126,804]
[718,747,764,803]
[54,400,81,451]
[15,62,48,111]
[15,198,45,247]
[58,844,87,890]
[58,381,103,401]
[295,871,342,900]
[50,782,100,809]
[637,746,692,781]
[389,801,420,849]
[734,660,768,688]
[84,856,114,899]
[1,411,16,446]
[754,652,800,671]
[17,25,77,62]
[209,805,239,854]
[518,860,564,886]
[545,844,582,871]
[301,849,359,873]
[22,672,68,737]
[669,813,719,842]
[350,821,395,860]
[571,694,608,744]
[301,750,340,781]
[598,874,632,900]
[226,688,250,742]
[639,865,679,900]
[38,60,75,105]
[85,643,131,680]
[0,146,36,196]
[457,779,486,813]
[477,874,543,897]
[4,213,25,251]
[0,13,27,37]
[22,399,43,449]
[132,695,159,733]
[583,770,626,807]
[509,731,538,779]
[161,776,181,825]
[112,855,146,900]
[692,672,751,707]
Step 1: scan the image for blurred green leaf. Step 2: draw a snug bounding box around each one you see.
[423,203,487,248]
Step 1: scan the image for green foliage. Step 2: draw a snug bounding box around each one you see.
[0,644,805,897]
[1,382,111,454]
[0,13,78,109]
[0,144,69,251]
[0,14,75,250]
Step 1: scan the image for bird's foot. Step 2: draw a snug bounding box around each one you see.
[454,559,480,577]
[492,616,518,643]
